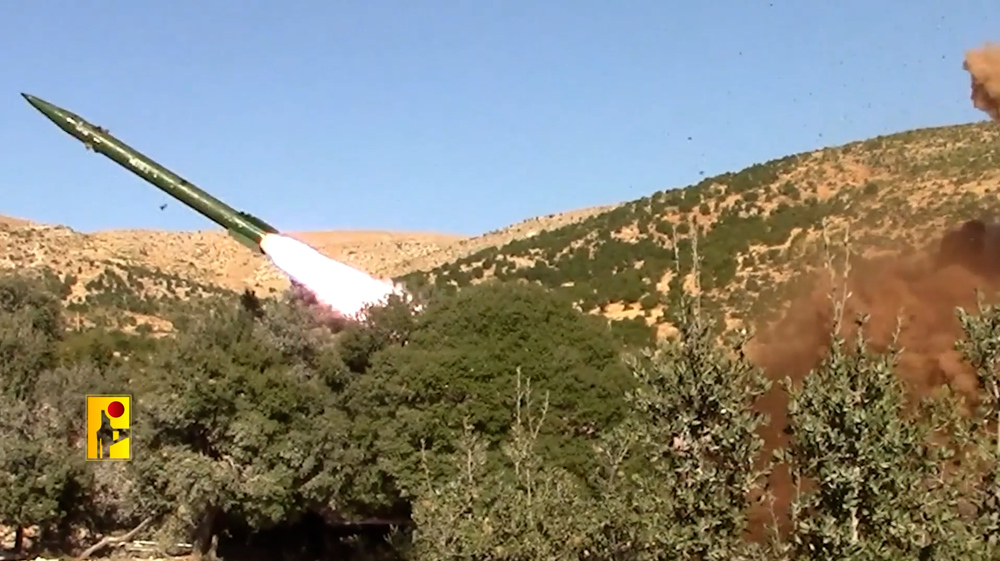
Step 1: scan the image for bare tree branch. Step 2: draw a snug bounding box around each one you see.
[77,516,154,560]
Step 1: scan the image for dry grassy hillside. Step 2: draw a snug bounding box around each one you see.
[394,203,619,273]
[0,221,464,330]
[0,199,610,332]
[88,228,464,290]
[5,120,999,341]
[399,121,1000,346]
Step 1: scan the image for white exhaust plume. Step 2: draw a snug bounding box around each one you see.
[259,234,407,319]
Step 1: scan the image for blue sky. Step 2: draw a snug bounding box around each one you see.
[1,1,995,236]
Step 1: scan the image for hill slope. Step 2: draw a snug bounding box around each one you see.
[398,121,1000,344]
[0,220,464,331]
[0,199,611,331]
[4,120,998,340]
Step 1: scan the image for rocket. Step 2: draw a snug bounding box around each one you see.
[21,93,279,255]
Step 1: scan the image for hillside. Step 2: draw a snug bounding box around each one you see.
[398,121,1000,345]
[4,120,1000,340]
[0,220,458,332]
[394,203,618,273]
[0,199,612,332]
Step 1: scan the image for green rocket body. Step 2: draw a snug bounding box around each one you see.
[21,93,279,254]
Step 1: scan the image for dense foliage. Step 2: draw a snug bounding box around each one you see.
[5,236,1000,561]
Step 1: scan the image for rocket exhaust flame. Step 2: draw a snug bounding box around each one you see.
[260,234,406,319]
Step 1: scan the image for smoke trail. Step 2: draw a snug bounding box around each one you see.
[964,42,1000,121]
[260,234,406,319]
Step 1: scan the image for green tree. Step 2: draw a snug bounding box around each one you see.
[0,274,87,552]
[588,255,773,559]
[347,281,635,500]
[779,289,971,559]
[130,296,355,559]
[955,297,1000,557]
[335,294,419,374]
[411,375,599,560]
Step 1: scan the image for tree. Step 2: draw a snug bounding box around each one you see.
[347,280,635,499]
[129,296,355,559]
[0,274,86,553]
[955,296,1000,557]
[335,294,419,375]
[411,374,599,560]
[777,235,972,560]
[588,240,773,560]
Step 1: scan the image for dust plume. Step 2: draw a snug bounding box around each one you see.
[751,222,1000,406]
[736,48,1000,536]
[965,42,1000,121]
[743,219,1000,538]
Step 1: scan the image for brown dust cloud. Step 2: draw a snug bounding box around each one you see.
[740,41,1000,537]
[965,42,1000,121]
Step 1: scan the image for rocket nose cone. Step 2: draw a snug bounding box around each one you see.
[20,94,72,126]
[21,93,48,113]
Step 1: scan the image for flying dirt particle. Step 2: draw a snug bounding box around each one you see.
[964,41,1000,121]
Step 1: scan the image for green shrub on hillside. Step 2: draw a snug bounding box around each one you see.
[0,276,74,550]
[585,244,773,559]
[0,276,128,551]
[955,299,1000,556]
[411,375,600,560]
[336,294,419,375]
[397,149,829,333]
[410,251,774,560]
[397,123,1000,344]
